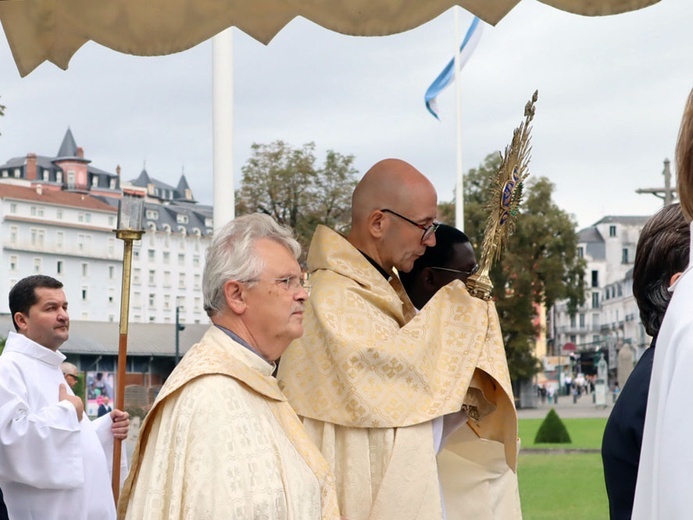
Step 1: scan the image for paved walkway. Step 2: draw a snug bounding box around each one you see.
[517,391,614,420]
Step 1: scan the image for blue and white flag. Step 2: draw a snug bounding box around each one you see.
[424,16,483,120]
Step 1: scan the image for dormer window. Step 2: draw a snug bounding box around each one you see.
[177,214,189,224]
[146,209,159,220]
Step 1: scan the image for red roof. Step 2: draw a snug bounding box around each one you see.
[0,183,116,212]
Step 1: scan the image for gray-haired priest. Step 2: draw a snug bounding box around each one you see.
[118,214,339,520]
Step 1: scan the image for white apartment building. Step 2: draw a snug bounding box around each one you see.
[601,268,648,379]
[0,129,213,325]
[551,215,650,372]
[128,200,213,325]
[0,183,123,321]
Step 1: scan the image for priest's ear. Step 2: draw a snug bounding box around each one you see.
[223,280,247,315]
[367,209,387,239]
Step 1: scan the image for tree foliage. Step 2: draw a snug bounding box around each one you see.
[236,141,358,258]
[437,199,455,225]
[452,153,586,381]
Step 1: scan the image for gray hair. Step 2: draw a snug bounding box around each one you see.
[60,362,79,377]
[203,213,301,316]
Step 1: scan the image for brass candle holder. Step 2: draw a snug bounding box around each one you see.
[112,194,144,502]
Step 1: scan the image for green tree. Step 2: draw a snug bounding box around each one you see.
[461,153,586,381]
[437,199,455,225]
[236,141,358,256]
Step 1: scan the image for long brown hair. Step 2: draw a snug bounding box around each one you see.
[676,88,693,222]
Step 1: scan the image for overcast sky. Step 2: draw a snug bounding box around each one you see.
[0,1,691,230]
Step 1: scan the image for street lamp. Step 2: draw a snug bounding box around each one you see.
[595,351,609,408]
[112,194,144,502]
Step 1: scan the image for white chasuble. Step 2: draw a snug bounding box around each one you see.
[277,226,521,520]
[633,224,693,520]
[119,326,339,520]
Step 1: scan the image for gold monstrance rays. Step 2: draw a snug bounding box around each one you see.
[466,90,538,301]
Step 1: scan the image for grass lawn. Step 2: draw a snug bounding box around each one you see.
[517,417,609,519]
[519,453,608,519]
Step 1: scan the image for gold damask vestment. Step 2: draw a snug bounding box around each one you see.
[277,225,521,519]
[118,326,339,520]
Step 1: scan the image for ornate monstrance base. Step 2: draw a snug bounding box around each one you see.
[466,271,493,301]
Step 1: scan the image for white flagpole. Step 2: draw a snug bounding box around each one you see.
[453,8,464,232]
[213,28,235,232]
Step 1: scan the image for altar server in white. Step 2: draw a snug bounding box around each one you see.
[0,275,129,520]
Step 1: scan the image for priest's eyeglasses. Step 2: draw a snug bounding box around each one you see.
[246,276,310,293]
[430,264,480,277]
[380,209,440,243]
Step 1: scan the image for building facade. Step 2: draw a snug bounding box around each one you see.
[0,183,122,320]
[550,215,651,378]
[0,128,213,325]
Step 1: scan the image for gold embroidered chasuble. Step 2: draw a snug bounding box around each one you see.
[118,326,340,520]
[277,225,519,519]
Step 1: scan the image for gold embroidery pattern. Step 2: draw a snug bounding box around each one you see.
[119,327,339,519]
[277,226,518,469]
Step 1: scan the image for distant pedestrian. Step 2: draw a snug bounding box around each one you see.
[612,383,620,403]
[98,396,113,418]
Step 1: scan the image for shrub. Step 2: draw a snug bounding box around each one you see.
[534,408,572,443]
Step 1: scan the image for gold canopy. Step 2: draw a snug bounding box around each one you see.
[0,0,659,77]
